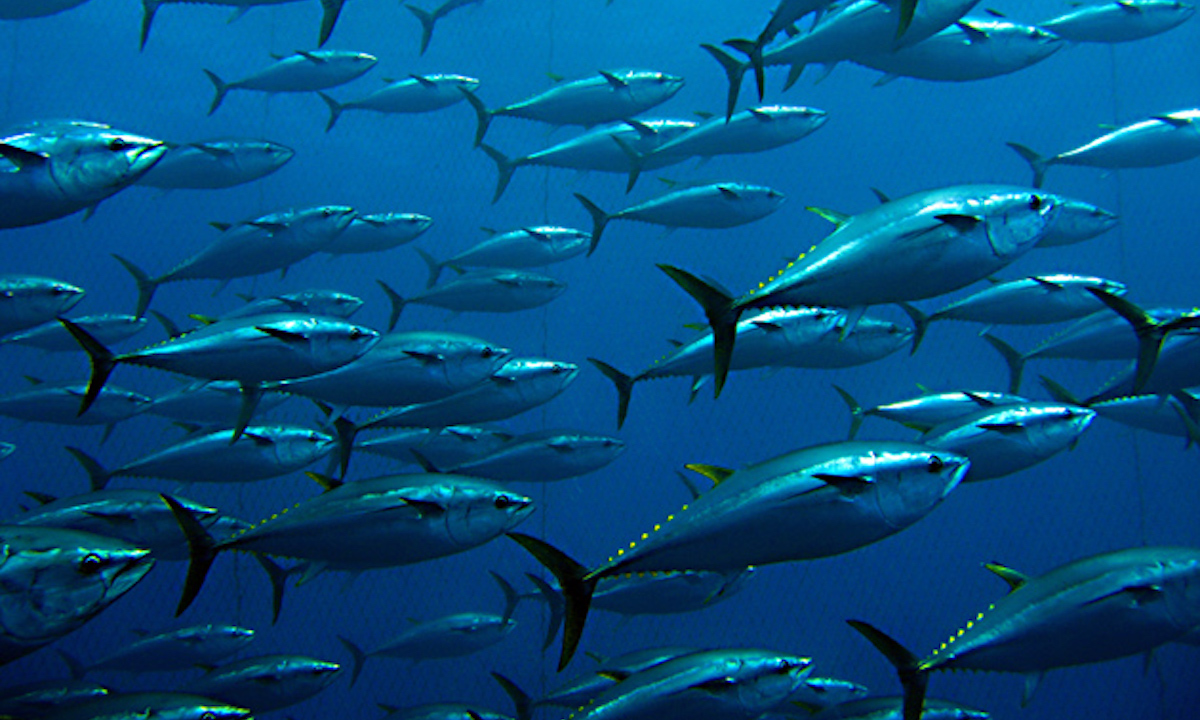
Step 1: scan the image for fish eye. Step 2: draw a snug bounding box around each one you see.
[1029,195,1043,211]
[78,553,104,575]
[348,328,366,339]
[201,713,216,720]
[494,495,514,510]
[107,139,131,151]
[481,346,497,358]
[927,455,945,473]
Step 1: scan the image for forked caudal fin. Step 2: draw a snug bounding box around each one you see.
[202,70,231,117]
[831,385,866,440]
[1005,142,1050,189]
[479,143,520,204]
[459,87,493,147]
[656,264,740,398]
[587,358,636,429]
[112,253,159,319]
[981,333,1026,395]
[700,43,747,122]
[318,92,344,133]
[404,3,438,55]
[846,619,929,720]
[506,532,597,671]
[573,193,610,256]
[1086,287,1176,395]
[161,493,219,617]
[317,0,345,47]
[58,318,118,418]
[376,279,407,331]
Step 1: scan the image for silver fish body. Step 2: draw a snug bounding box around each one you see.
[449,428,624,482]
[1040,0,1195,43]
[321,74,479,131]
[324,212,433,255]
[930,274,1127,325]
[0,275,85,336]
[205,50,378,115]
[44,692,250,720]
[87,624,255,673]
[186,655,341,713]
[1,314,146,352]
[145,379,291,424]
[355,425,514,468]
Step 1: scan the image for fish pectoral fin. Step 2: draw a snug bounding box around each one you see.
[977,422,1027,435]
[241,431,274,446]
[1031,276,1065,291]
[254,326,307,344]
[597,69,628,89]
[812,473,872,495]
[1152,114,1191,128]
[248,220,289,233]
[684,463,734,486]
[81,510,137,525]
[0,142,49,169]
[751,319,784,332]
[596,669,631,682]
[954,20,989,43]
[935,213,982,233]
[398,496,447,516]
[409,73,436,88]
[1084,583,1165,607]
[962,391,996,408]
[983,561,1029,592]
[403,350,446,364]
[717,185,740,200]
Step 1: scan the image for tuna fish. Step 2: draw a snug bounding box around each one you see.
[446,429,625,482]
[510,441,969,668]
[340,611,516,685]
[850,546,1200,720]
[928,274,1127,326]
[461,69,685,146]
[0,275,84,336]
[204,50,378,115]
[1008,108,1200,187]
[42,692,250,720]
[323,212,434,255]
[575,182,785,255]
[185,655,341,713]
[63,624,254,674]
[319,74,479,131]
[422,227,590,286]
[379,263,566,329]
[1,314,146,352]
[1039,0,1195,43]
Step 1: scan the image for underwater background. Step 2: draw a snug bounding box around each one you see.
[2,0,1200,717]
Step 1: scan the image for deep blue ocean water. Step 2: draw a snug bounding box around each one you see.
[2,1,1200,717]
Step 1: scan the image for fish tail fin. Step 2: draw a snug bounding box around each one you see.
[846,620,928,720]
[656,264,740,397]
[139,0,160,50]
[831,385,866,440]
[112,253,158,319]
[254,554,289,624]
[57,649,87,679]
[332,414,358,478]
[202,69,230,116]
[896,301,930,355]
[1086,287,1164,394]
[318,92,343,132]
[58,318,117,417]
[404,3,437,54]
[573,193,610,256]
[338,635,369,688]
[491,570,521,623]
[1039,375,1083,406]
[64,446,114,491]
[459,87,492,147]
[725,37,764,103]
[506,532,597,671]
[415,246,444,289]
[317,0,344,46]
[587,358,636,429]
[700,42,747,121]
[981,333,1026,395]
[492,672,534,720]
[896,0,916,38]
[1005,142,1050,189]
[523,571,565,652]
[161,493,219,617]
[376,279,406,331]
[479,143,518,203]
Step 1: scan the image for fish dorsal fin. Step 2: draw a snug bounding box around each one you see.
[209,221,232,232]
[0,143,49,169]
[255,326,306,344]
[23,375,44,385]
[812,473,871,495]
[306,470,343,492]
[296,49,326,63]
[693,110,715,120]
[684,463,734,486]
[188,314,218,325]
[23,490,57,505]
[870,187,892,204]
[936,214,982,233]
[665,339,683,348]
[597,70,627,89]
[546,72,564,83]
[410,73,436,88]
[1152,114,1191,128]
[480,226,498,236]
[806,206,850,226]
[984,561,1029,592]
[716,185,739,200]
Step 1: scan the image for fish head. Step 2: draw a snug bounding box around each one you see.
[492,358,580,403]
[453,75,481,93]
[861,445,970,529]
[624,69,686,104]
[300,318,381,371]
[346,51,378,70]
[267,427,338,464]
[301,205,358,238]
[50,130,166,202]
[232,138,294,174]
[0,528,153,651]
[434,334,513,390]
[759,105,829,141]
[1,276,86,318]
[443,480,534,546]
[1038,196,1119,247]
[1017,403,1097,452]
[719,652,814,712]
[286,289,364,318]
[978,189,1059,258]
[165,704,253,720]
[795,676,869,707]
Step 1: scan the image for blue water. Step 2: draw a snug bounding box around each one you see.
[2,1,1200,717]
